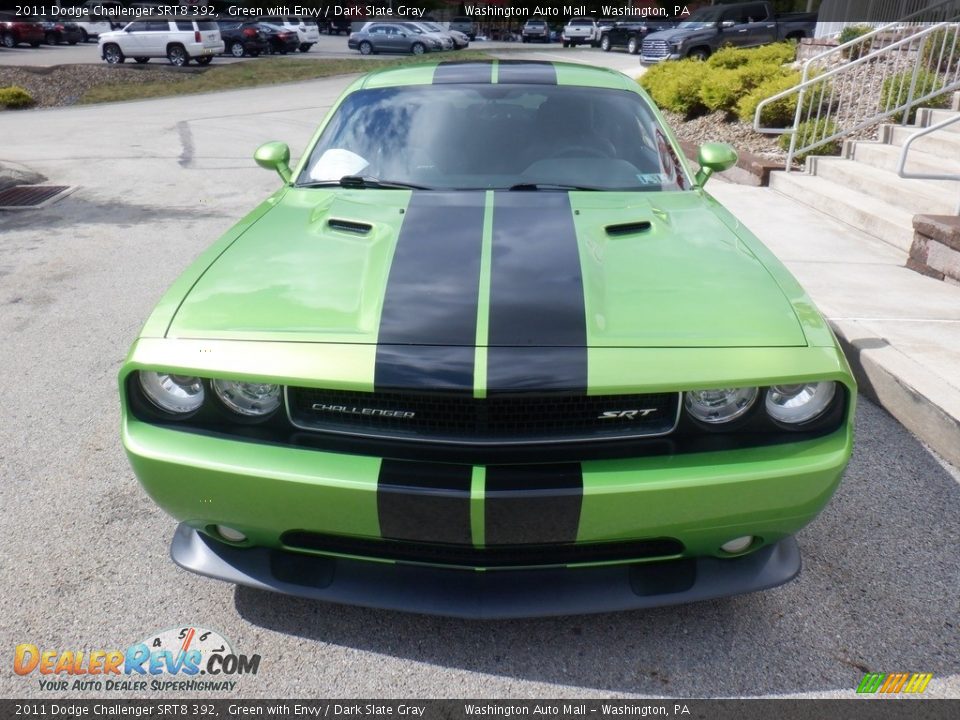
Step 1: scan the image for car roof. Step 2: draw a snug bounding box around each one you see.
[358,60,638,92]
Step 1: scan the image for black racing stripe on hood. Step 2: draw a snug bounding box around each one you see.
[377,460,473,545]
[485,464,583,545]
[433,61,493,84]
[496,60,558,84]
[486,191,587,393]
[374,191,485,392]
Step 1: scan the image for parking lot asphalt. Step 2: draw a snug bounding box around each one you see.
[0,75,957,699]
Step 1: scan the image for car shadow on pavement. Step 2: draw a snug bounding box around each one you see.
[234,397,960,696]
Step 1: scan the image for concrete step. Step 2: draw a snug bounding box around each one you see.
[849,141,960,179]
[922,108,960,133]
[809,156,959,215]
[884,123,960,156]
[769,171,914,254]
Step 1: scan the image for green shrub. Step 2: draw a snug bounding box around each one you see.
[639,59,708,117]
[837,24,873,60]
[736,71,802,125]
[707,42,797,69]
[779,118,841,162]
[920,27,960,73]
[699,62,784,114]
[0,86,35,110]
[880,68,951,123]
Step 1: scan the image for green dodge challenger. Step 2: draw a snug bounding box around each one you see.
[120,60,855,618]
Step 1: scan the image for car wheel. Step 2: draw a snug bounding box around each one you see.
[600,35,611,51]
[562,40,569,48]
[688,47,709,61]
[195,56,212,65]
[103,43,124,64]
[134,56,148,64]
[298,43,311,52]
[45,32,57,45]
[167,44,189,66]
[68,40,78,46]
[229,41,245,57]
[30,40,41,47]
[628,37,638,54]
[411,42,425,55]
[80,28,89,43]
[358,41,373,56]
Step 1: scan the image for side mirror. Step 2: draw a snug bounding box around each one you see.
[720,20,736,29]
[254,141,293,183]
[695,142,737,186]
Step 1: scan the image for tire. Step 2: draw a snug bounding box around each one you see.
[298,43,311,52]
[358,41,372,56]
[80,28,89,43]
[591,39,600,48]
[134,56,148,64]
[627,37,638,54]
[103,43,124,64]
[229,41,245,57]
[562,40,569,48]
[195,56,212,65]
[600,35,611,51]
[45,32,57,45]
[688,47,709,61]
[68,40,78,46]
[411,42,425,56]
[167,44,189,66]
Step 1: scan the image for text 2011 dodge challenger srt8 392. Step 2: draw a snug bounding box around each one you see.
[120,61,855,618]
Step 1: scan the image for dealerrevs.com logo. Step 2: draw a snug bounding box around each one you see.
[14,626,261,692]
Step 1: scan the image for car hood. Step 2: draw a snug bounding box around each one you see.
[167,189,805,348]
[645,28,712,43]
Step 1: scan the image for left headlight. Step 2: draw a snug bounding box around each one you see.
[212,380,282,417]
[684,387,758,424]
[765,382,837,425]
[138,372,205,415]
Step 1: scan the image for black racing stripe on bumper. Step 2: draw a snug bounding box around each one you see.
[496,60,558,84]
[487,191,587,393]
[377,459,473,545]
[374,191,485,392]
[485,464,583,545]
[433,61,493,84]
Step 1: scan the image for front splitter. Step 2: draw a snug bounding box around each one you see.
[171,524,801,619]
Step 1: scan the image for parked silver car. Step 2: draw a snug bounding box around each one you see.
[347,22,442,55]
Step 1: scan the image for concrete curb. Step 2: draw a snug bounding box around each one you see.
[831,319,960,469]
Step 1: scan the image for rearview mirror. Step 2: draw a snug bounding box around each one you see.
[695,142,738,186]
[254,141,292,183]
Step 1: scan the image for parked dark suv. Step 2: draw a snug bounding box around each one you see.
[0,12,44,48]
[600,21,675,55]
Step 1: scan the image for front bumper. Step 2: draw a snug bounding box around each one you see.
[640,53,682,64]
[172,524,801,618]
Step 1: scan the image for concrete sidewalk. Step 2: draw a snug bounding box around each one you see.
[710,180,960,468]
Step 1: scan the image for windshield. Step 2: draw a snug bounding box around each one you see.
[677,8,722,28]
[298,84,689,192]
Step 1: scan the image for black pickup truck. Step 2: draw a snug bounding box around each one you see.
[600,20,676,54]
[640,1,816,63]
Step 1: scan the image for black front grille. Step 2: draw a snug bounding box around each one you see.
[281,531,684,569]
[287,388,680,445]
[642,39,669,58]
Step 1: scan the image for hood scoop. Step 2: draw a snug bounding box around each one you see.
[327,218,372,235]
[605,220,652,237]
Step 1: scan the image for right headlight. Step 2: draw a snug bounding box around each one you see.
[212,379,282,417]
[765,382,837,425]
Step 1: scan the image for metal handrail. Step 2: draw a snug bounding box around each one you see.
[897,112,960,214]
[754,19,960,168]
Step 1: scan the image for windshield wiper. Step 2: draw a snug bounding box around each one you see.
[507,182,603,192]
[295,176,433,190]
[340,175,433,190]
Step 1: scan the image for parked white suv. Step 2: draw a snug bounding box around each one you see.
[269,17,320,52]
[99,19,224,66]
[562,17,601,47]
